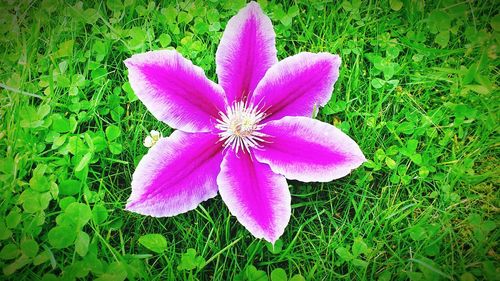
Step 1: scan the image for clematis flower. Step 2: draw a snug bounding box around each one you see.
[124,1,366,243]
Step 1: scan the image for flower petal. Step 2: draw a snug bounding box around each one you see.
[217,150,290,243]
[251,52,341,122]
[216,1,277,104]
[125,50,226,133]
[126,131,223,217]
[254,116,366,182]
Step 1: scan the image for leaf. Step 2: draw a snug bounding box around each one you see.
[19,190,52,213]
[322,100,347,115]
[396,122,414,134]
[424,243,440,256]
[51,114,71,133]
[122,82,137,102]
[491,14,500,31]
[280,15,293,26]
[53,40,74,58]
[105,125,121,141]
[459,272,475,281]
[159,34,171,48]
[177,248,205,271]
[20,239,39,258]
[177,11,193,24]
[75,152,92,172]
[336,246,353,262]
[271,268,287,281]
[244,265,268,281]
[108,142,123,155]
[410,154,422,165]
[76,231,90,257]
[48,226,77,249]
[352,237,369,257]
[435,31,450,48]
[6,209,21,229]
[29,174,50,192]
[0,221,12,240]
[95,261,128,281]
[289,274,306,281]
[409,225,427,241]
[33,250,50,266]
[91,68,108,81]
[389,0,403,11]
[59,179,81,196]
[106,0,123,11]
[406,139,418,153]
[3,255,30,276]
[138,234,167,254]
[378,270,392,281]
[64,202,92,228]
[92,204,109,224]
[0,244,19,260]
[266,239,283,254]
[371,78,385,89]
[352,258,368,267]
[342,1,353,11]
[37,104,51,119]
[60,197,76,210]
[82,8,99,24]
[428,11,451,33]
[385,157,397,169]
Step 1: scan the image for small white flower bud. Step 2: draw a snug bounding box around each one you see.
[143,136,153,148]
[150,130,161,141]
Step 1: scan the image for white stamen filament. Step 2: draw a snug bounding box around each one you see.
[215,101,267,153]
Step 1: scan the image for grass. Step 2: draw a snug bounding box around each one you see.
[0,0,498,280]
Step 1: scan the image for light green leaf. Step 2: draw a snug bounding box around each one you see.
[271,268,287,281]
[76,231,90,257]
[75,152,92,172]
[48,226,77,249]
[0,244,19,260]
[336,246,353,262]
[20,239,39,258]
[105,125,121,141]
[177,248,205,271]
[59,179,81,196]
[385,157,397,169]
[65,203,92,228]
[92,204,109,224]
[289,274,306,281]
[108,142,123,155]
[352,237,369,257]
[139,234,167,254]
[435,31,450,48]
[409,225,427,241]
[389,0,403,11]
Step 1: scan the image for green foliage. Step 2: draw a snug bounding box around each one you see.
[0,0,497,279]
[177,248,205,271]
[138,234,167,254]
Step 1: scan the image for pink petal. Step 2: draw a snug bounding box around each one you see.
[217,150,290,243]
[251,52,341,122]
[125,50,226,133]
[254,116,366,182]
[216,1,277,104]
[126,131,223,217]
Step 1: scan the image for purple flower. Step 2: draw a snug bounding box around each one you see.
[124,2,366,243]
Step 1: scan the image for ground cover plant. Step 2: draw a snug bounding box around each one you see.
[0,0,498,280]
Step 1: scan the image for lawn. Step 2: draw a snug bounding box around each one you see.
[0,0,498,280]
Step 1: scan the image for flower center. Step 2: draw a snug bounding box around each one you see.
[216,101,267,153]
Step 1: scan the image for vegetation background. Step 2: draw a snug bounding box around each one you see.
[0,0,498,280]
